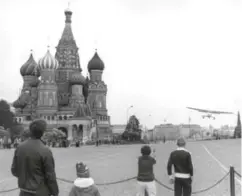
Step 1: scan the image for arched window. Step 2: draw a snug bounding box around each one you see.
[64,116,67,120]
[47,116,50,120]
[59,116,62,120]
[52,116,55,120]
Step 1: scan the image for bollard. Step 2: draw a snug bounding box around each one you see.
[230,166,235,196]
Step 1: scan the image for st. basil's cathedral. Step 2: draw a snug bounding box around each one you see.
[12,7,111,141]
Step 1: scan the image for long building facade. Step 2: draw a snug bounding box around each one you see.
[152,124,202,140]
[12,8,111,141]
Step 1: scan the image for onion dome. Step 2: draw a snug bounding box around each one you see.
[70,72,86,85]
[88,50,105,72]
[12,99,22,109]
[20,52,39,76]
[12,96,27,109]
[38,49,59,70]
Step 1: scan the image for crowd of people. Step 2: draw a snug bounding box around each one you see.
[0,136,22,149]
[10,119,193,196]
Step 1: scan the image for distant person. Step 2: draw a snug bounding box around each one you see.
[137,145,157,196]
[167,137,193,196]
[11,119,59,196]
[69,162,101,196]
[8,137,11,149]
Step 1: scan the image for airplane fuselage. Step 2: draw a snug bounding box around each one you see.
[202,114,215,120]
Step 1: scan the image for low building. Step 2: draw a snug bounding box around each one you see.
[179,124,201,138]
[111,124,126,135]
[153,124,180,140]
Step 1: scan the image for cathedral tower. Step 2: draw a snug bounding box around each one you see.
[87,50,108,117]
[55,7,81,107]
[13,51,40,117]
[36,49,59,115]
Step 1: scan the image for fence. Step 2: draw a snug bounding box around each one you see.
[0,166,241,195]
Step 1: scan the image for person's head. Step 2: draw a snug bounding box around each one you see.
[29,119,47,139]
[141,145,151,156]
[76,162,90,178]
[177,137,186,147]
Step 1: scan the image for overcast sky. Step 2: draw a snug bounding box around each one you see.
[0,0,241,128]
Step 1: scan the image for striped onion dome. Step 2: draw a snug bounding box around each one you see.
[20,53,39,76]
[38,50,59,70]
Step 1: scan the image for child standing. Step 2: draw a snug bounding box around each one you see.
[137,145,157,196]
[69,162,101,196]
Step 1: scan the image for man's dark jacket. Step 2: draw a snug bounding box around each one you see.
[11,139,59,196]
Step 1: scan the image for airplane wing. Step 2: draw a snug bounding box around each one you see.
[187,107,234,114]
[207,110,234,114]
[186,107,211,113]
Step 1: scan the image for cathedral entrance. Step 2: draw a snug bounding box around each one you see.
[71,124,83,140]
[58,127,68,138]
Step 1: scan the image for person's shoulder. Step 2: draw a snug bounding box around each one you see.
[17,139,29,148]
[170,150,177,155]
[177,148,192,156]
[148,155,155,160]
[40,144,53,156]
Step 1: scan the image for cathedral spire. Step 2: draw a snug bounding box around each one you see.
[55,7,80,70]
[65,2,72,23]
[57,7,75,46]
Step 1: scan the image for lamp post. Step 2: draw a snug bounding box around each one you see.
[126,105,133,123]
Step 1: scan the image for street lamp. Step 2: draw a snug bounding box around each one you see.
[126,105,133,123]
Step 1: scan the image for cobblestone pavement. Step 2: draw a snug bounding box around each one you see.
[0,139,241,196]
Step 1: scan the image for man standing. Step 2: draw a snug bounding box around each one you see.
[167,137,193,196]
[11,119,59,196]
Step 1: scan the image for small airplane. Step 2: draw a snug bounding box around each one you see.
[187,107,234,120]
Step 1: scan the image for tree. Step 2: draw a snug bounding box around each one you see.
[0,99,14,129]
[9,123,25,139]
[234,111,241,138]
[42,128,66,141]
[122,115,142,141]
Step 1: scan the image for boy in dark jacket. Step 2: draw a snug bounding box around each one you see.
[69,162,101,196]
[137,145,157,196]
[167,137,193,196]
